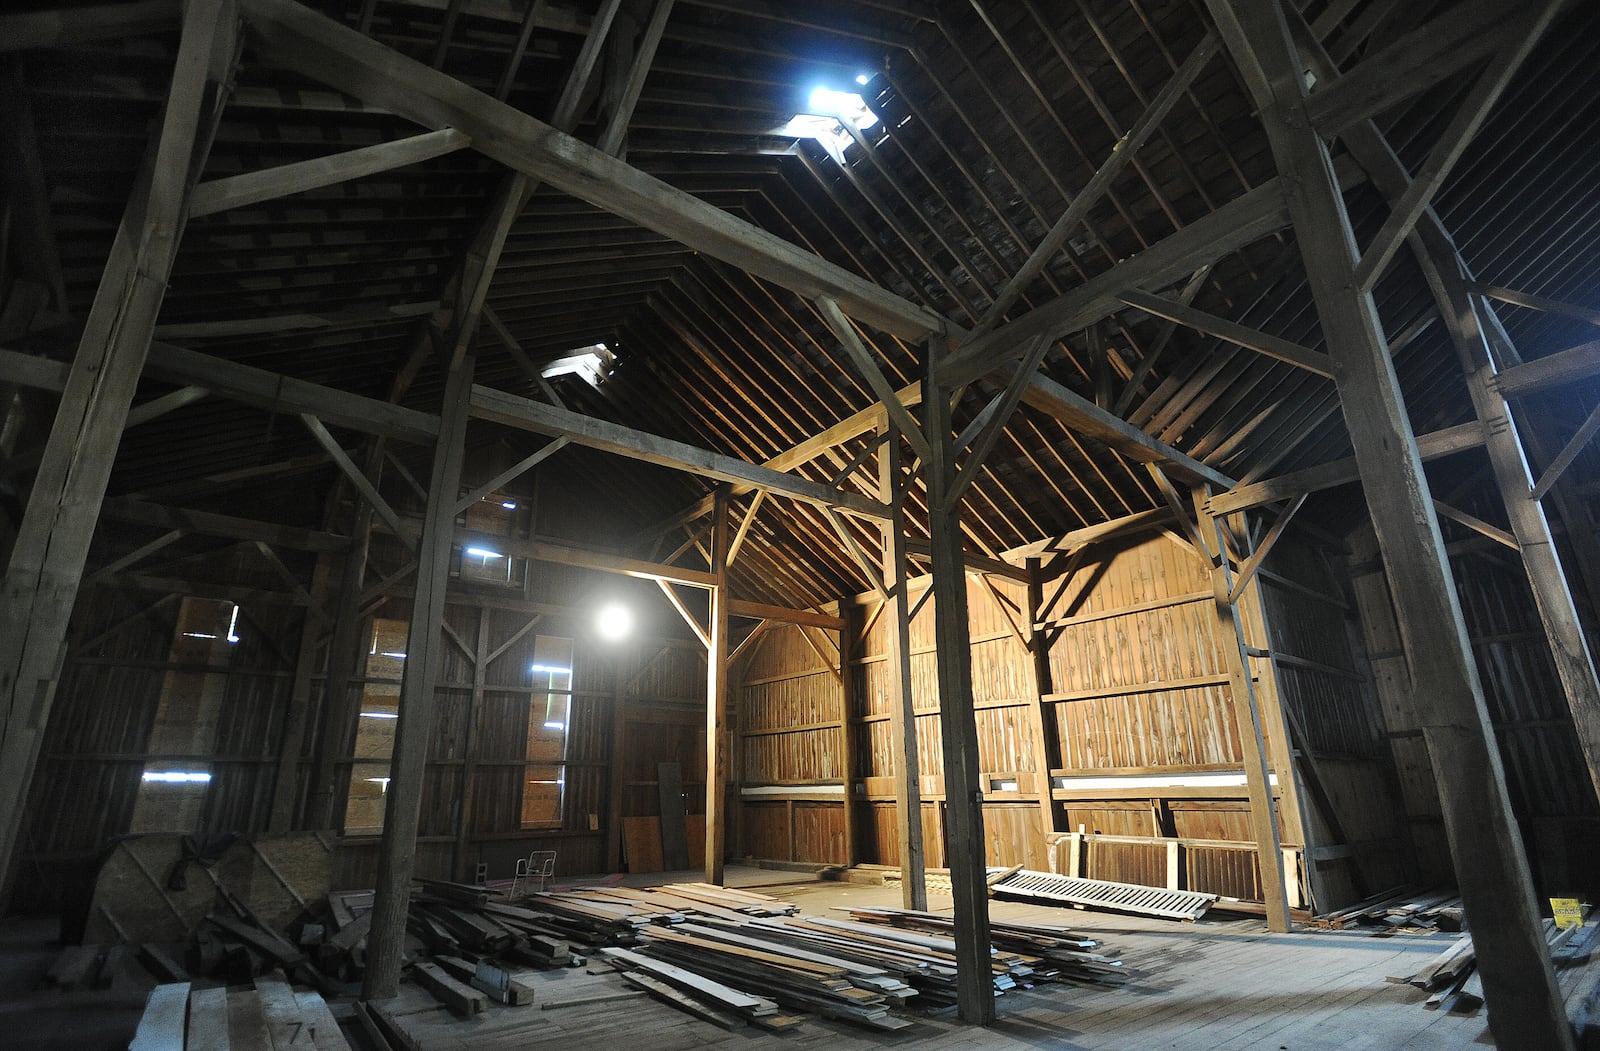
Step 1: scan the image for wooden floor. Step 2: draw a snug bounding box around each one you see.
[5,866,1572,1049]
[378,867,1502,1051]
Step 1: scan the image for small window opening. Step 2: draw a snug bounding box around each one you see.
[781,87,880,162]
[542,342,614,387]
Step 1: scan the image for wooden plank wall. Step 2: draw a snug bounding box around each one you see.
[15,582,299,912]
[1349,521,1600,897]
[730,531,1412,911]
[1253,539,1410,906]
[736,624,847,865]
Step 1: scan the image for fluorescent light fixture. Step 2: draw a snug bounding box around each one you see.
[464,546,503,559]
[360,711,399,719]
[226,603,240,644]
[380,651,407,659]
[543,721,566,730]
[541,342,613,387]
[142,770,212,784]
[182,632,218,640]
[366,776,392,792]
[529,664,570,675]
[855,72,870,86]
[595,602,633,641]
[501,500,517,509]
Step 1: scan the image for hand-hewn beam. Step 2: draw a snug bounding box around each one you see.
[452,437,569,515]
[645,383,924,536]
[189,127,470,217]
[816,296,930,460]
[1117,288,1336,378]
[1206,421,1487,516]
[240,0,949,343]
[0,0,179,52]
[363,353,475,1000]
[469,384,891,519]
[938,162,1367,388]
[1495,339,1600,397]
[1302,0,1519,136]
[705,487,731,884]
[726,599,843,630]
[146,342,439,443]
[100,497,349,553]
[1015,369,1233,490]
[467,530,718,589]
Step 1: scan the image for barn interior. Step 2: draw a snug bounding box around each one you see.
[3,0,1600,1047]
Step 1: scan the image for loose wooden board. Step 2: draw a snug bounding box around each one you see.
[623,816,664,874]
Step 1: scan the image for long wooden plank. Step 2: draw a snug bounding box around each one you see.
[186,987,231,1051]
[100,497,349,553]
[130,982,190,1051]
[658,761,690,871]
[469,384,890,519]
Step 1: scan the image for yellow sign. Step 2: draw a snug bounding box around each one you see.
[1552,897,1584,930]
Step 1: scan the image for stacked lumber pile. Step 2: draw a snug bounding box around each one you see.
[1313,887,1465,932]
[1385,911,1599,1013]
[844,905,1128,984]
[129,975,348,1050]
[538,884,1133,1031]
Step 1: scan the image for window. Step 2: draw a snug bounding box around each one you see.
[541,342,613,387]
[522,635,574,828]
[458,495,525,588]
[129,598,243,832]
[780,87,880,162]
[342,617,406,834]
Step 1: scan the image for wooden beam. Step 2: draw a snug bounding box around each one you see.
[1016,369,1233,490]
[239,0,949,343]
[1227,494,1306,604]
[1193,484,1290,932]
[1208,3,1572,1045]
[705,487,731,884]
[1495,339,1600,397]
[1476,284,1600,329]
[100,497,348,553]
[876,419,925,910]
[816,296,931,460]
[0,0,179,52]
[1207,421,1486,516]
[726,600,843,630]
[300,414,413,550]
[1117,288,1336,379]
[1351,2,1562,292]
[657,580,711,649]
[1024,558,1063,841]
[469,384,891,519]
[363,352,475,1001]
[146,342,439,443]
[593,0,674,157]
[0,0,237,896]
[1304,0,1522,136]
[85,529,186,586]
[189,127,470,217]
[452,437,569,514]
[646,384,924,537]
[1531,400,1600,502]
[922,341,993,1024]
[725,489,765,565]
[945,335,1053,509]
[462,531,718,588]
[937,163,1364,388]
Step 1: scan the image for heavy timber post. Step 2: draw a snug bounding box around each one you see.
[705,485,731,884]
[363,353,475,1000]
[1205,3,1572,1047]
[0,0,237,892]
[923,344,994,1025]
[878,419,926,910]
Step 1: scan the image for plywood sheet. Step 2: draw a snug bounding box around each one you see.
[623,816,664,873]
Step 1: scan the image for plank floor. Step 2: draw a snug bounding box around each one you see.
[0,867,1551,1049]
[382,868,1501,1051]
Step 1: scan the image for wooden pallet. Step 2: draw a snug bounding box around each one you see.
[992,870,1217,921]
